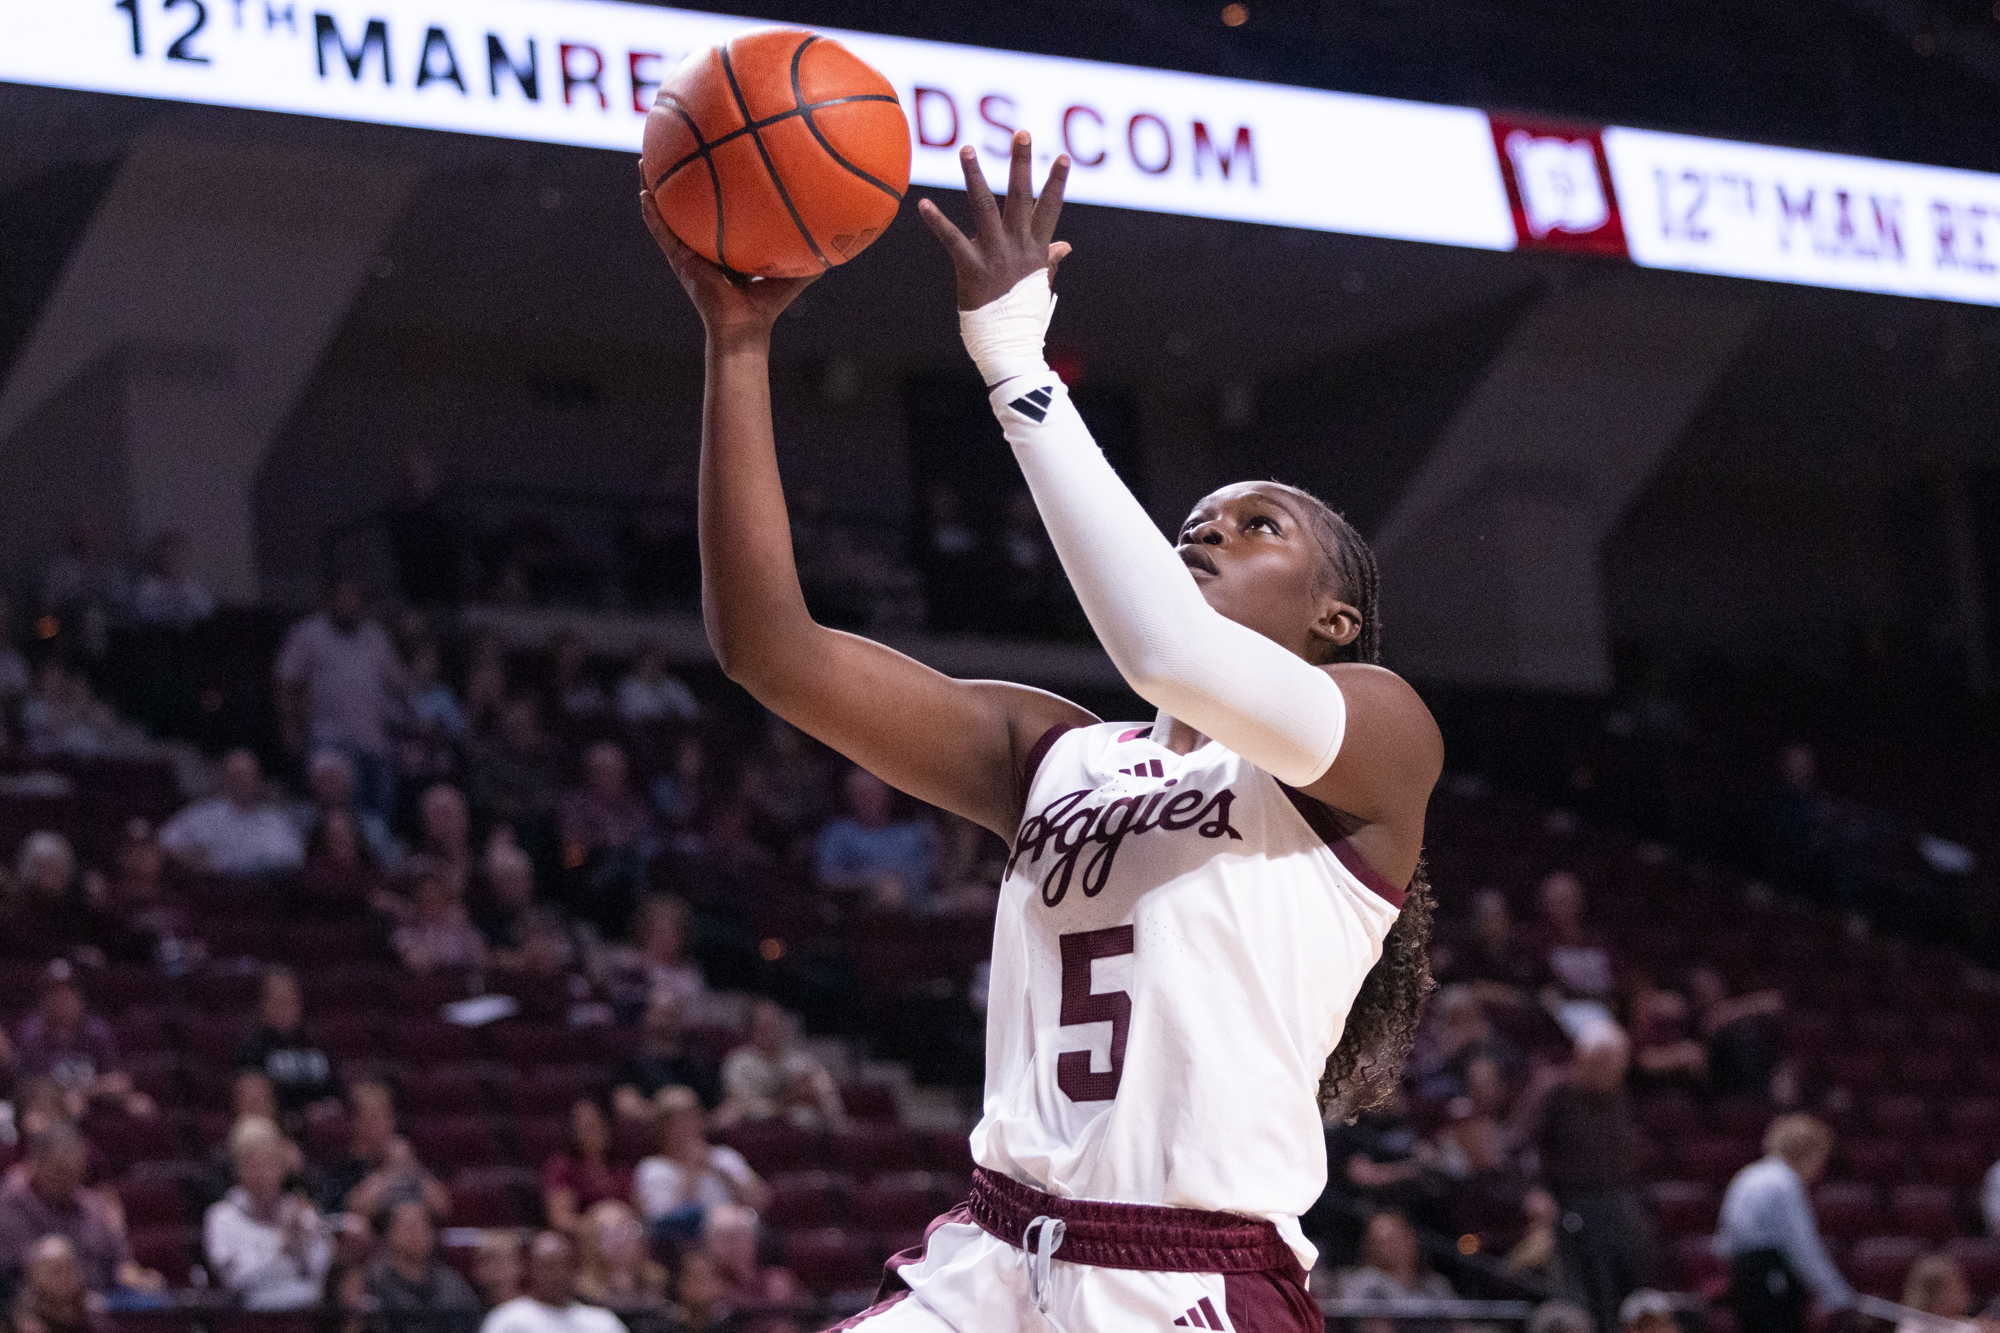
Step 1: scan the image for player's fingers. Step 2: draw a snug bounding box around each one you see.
[1047,240,1074,283]
[918,197,981,267]
[959,144,1002,234]
[1031,155,1072,244]
[1005,131,1035,222]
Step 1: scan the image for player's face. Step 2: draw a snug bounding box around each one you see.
[1176,484,1358,662]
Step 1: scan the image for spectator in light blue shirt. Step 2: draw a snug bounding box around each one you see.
[1715,1114,1852,1333]
[815,767,936,912]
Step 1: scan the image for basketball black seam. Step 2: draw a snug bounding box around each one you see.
[719,37,830,270]
[649,93,730,274]
[653,94,900,189]
[790,35,905,203]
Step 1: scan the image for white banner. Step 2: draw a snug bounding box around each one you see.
[0,0,1517,251]
[1604,126,2000,305]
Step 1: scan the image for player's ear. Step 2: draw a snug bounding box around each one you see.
[1309,598,1361,656]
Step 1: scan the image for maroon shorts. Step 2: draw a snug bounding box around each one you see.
[829,1168,1320,1333]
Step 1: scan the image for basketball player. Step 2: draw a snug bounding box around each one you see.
[639,130,1441,1333]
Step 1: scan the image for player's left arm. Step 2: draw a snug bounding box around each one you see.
[1297,663,1443,884]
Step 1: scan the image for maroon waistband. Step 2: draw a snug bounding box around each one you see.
[965,1167,1296,1274]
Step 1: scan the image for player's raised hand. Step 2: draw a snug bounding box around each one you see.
[641,190,820,343]
[920,130,1072,311]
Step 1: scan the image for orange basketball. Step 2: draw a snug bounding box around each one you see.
[642,28,911,278]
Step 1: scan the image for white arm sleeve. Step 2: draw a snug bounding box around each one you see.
[960,274,1347,788]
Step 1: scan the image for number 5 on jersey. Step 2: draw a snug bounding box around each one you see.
[1056,926,1135,1102]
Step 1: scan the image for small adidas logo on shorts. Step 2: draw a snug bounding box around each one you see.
[1008,385,1055,421]
[1172,1296,1227,1329]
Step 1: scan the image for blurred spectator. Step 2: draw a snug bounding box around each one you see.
[297,750,398,869]
[699,1205,798,1309]
[540,1100,631,1238]
[206,1118,331,1310]
[276,572,407,822]
[602,898,705,1022]
[914,482,983,634]
[9,833,108,966]
[673,1251,727,1333]
[11,1236,99,1333]
[558,743,655,940]
[650,736,710,848]
[237,966,340,1124]
[1716,1114,1853,1333]
[385,451,466,609]
[363,1199,481,1329]
[21,661,139,760]
[1332,1211,1456,1333]
[1414,986,1519,1100]
[159,749,304,877]
[478,1232,624,1333]
[744,720,833,847]
[1512,1023,1646,1333]
[1897,1255,1977,1333]
[469,697,563,839]
[548,634,607,723]
[614,643,699,727]
[8,1082,110,1187]
[0,595,31,707]
[391,868,486,975]
[633,1087,768,1235]
[612,1000,720,1118]
[1627,988,1706,1097]
[1435,1055,1529,1244]
[1687,966,1789,1101]
[100,819,195,969]
[399,640,469,790]
[1619,1290,1679,1333]
[716,1001,843,1130]
[414,784,475,898]
[815,768,936,912]
[475,840,576,979]
[1316,1083,1446,1244]
[302,809,384,916]
[210,1071,304,1201]
[993,490,1060,636]
[0,1125,159,1298]
[40,513,128,683]
[572,1201,668,1309]
[12,964,150,1120]
[462,636,509,743]
[474,1232,525,1309]
[1533,873,1617,1031]
[129,530,213,629]
[1504,1189,1564,1291]
[314,1082,452,1221]
[1767,743,1832,899]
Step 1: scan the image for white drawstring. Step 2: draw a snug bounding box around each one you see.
[1022,1214,1066,1314]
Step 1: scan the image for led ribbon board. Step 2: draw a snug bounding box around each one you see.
[0,0,1515,251]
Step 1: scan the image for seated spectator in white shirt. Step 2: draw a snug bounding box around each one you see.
[160,749,304,876]
[634,1087,768,1230]
[204,1118,332,1311]
[1333,1211,1457,1333]
[478,1232,626,1333]
[715,1000,843,1130]
[614,643,699,727]
[130,529,215,629]
[391,869,487,975]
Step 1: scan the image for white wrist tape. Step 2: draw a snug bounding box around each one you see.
[988,375,1347,788]
[958,270,1055,387]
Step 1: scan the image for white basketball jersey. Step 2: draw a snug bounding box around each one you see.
[969,721,1405,1272]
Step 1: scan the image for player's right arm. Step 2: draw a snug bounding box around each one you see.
[639,193,1094,840]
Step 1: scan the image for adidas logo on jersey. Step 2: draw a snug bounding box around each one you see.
[1008,385,1055,422]
[1172,1297,1228,1329]
[1119,760,1165,778]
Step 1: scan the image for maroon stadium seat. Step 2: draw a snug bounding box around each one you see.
[1898,1052,1958,1099]
[502,1065,604,1117]
[448,1166,540,1226]
[783,1228,880,1293]
[89,1112,184,1171]
[94,969,166,1015]
[1840,1140,1909,1185]
[1852,1012,1912,1053]
[716,1122,824,1175]
[313,1014,381,1060]
[404,1115,501,1172]
[512,1117,569,1169]
[117,1174,189,1228]
[126,1225,196,1284]
[125,1054,183,1111]
[1671,1234,1728,1294]
[399,1064,490,1115]
[829,1124,922,1176]
[1918,1140,1989,1189]
[390,970,479,1014]
[1888,1184,1960,1242]
[180,1014,245,1067]
[848,1172,944,1231]
[1709,1096,1773,1140]
[611,1117,653,1165]
[384,1017,483,1065]
[923,1128,976,1177]
[1946,1098,2000,1144]
[839,1083,899,1123]
[301,964,393,1015]
[1673,1136,1758,1186]
[1869,1095,1933,1139]
[1848,1236,1927,1298]
[1820,1051,1889,1093]
[489,1021,572,1068]
[1645,1181,1719,1239]
[1811,1182,1882,1240]
[1635,1092,1705,1139]
[113,1008,174,1055]
[185,970,262,1015]
[765,1171,847,1229]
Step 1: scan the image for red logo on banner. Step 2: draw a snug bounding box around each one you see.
[1489,117,1628,256]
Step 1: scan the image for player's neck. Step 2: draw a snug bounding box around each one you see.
[1152,712,1208,756]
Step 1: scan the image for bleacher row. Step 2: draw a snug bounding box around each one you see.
[1422,783,2000,1305]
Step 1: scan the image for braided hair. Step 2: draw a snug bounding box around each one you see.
[1268,483,1435,1117]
